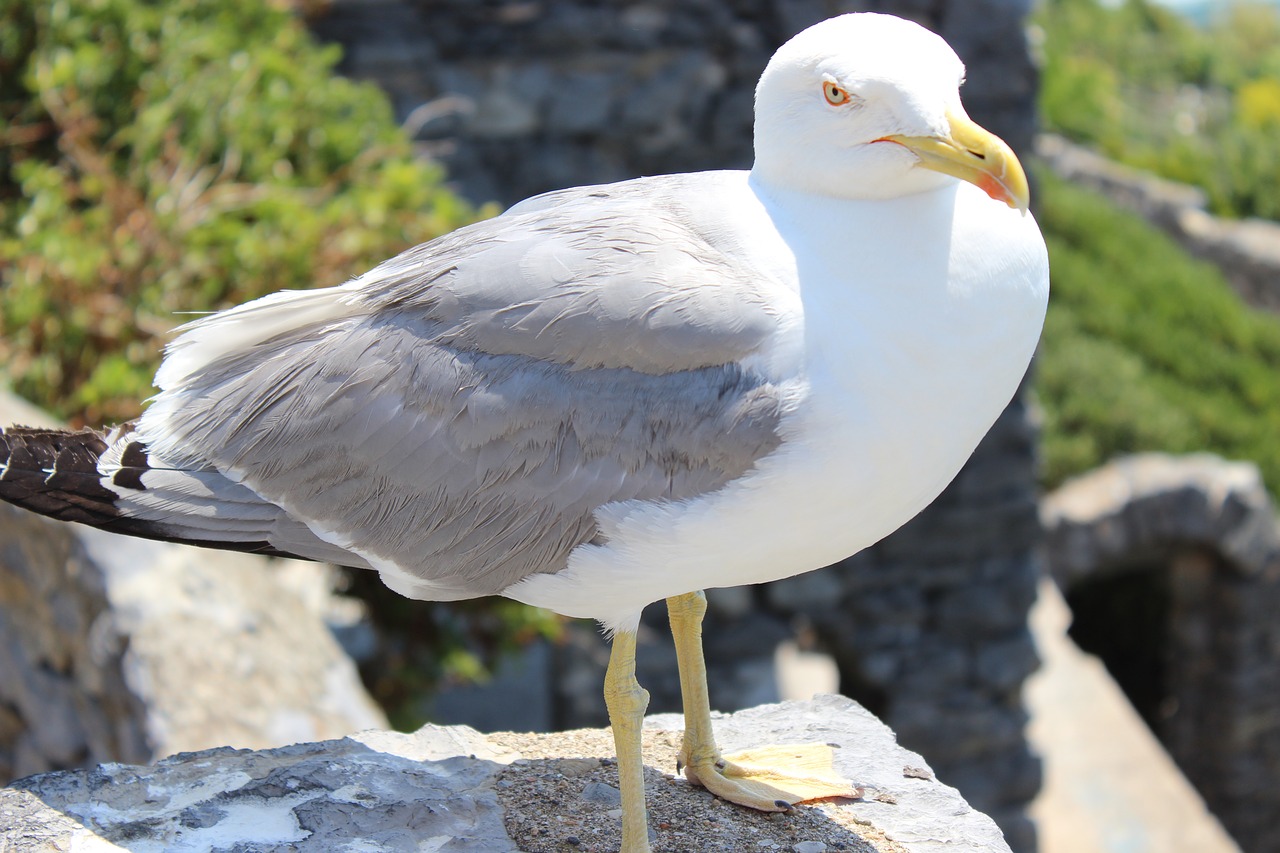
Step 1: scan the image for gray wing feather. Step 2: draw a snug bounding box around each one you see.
[96,436,376,568]
[351,174,783,373]
[141,173,791,598]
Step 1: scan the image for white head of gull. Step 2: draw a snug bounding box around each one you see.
[753,12,1028,206]
[0,13,1048,853]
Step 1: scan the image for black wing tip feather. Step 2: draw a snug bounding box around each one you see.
[1,425,119,521]
[0,424,313,562]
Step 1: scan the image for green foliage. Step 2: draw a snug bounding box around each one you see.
[1035,0,1280,219]
[1035,170,1280,489]
[0,0,485,425]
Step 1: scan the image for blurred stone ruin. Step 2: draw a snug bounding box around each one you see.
[1043,453,1280,851]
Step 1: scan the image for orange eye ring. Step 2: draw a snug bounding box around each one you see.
[823,81,851,106]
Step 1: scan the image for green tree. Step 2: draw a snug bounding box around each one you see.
[0,0,482,425]
[1036,170,1280,491]
[1035,0,1280,219]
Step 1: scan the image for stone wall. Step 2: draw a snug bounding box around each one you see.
[1037,134,1280,314]
[3,696,1014,853]
[1043,453,1280,852]
[312,0,1039,208]
[308,3,1047,851]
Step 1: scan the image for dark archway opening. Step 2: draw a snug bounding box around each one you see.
[1063,560,1173,735]
[834,660,891,720]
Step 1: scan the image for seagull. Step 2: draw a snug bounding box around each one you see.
[0,12,1047,852]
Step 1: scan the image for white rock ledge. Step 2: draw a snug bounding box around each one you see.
[1,695,1009,853]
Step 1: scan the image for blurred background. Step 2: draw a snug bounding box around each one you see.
[3,1,1280,851]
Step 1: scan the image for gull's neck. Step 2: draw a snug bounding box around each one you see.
[747,170,960,299]
[748,167,955,217]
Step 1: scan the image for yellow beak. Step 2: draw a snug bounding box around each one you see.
[879,110,1030,212]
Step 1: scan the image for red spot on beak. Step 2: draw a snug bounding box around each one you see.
[977,173,1010,206]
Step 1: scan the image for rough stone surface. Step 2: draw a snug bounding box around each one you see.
[1038,133,1280,314]
[0,392,387,787]
[311,0,1039,210]
[2,726,514,853]
[1042,453,1280,852]
[2,696,1011,853]
[1043,452,1279,586]
[654,696,1011,853]
[306,6,1047,848]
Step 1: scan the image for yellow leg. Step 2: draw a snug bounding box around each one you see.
[604,629,652,853]
[667,590,862,810]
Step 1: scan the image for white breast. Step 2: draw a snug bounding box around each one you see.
[505,180,1048,632]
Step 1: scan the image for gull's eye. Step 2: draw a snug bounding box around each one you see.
[823,81,851,106]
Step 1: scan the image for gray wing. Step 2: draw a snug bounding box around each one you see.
[348,173,784,373]
[136,173,793,599]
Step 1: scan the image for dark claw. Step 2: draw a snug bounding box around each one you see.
[774,799,795,812]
